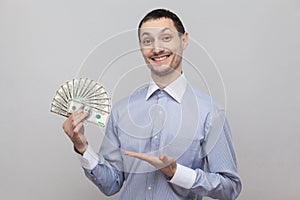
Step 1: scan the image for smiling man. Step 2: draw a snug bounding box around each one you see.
[62,9,242,200]
[140,20,186,77]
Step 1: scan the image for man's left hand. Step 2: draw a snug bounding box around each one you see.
[124,151,177,178]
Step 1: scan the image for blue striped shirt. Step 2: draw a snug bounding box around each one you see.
[79,74,242,199]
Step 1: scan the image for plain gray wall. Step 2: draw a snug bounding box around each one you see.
[1,0,299,199]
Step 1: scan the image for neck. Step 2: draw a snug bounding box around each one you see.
[151,69,182,88]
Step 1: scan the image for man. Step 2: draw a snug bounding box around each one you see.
[62,9,242,200]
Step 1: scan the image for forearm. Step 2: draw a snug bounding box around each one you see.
[189,110,242,199]
[168,163,241,200]
[84,161,124,196]
[77,145,124,196]
[191,169,241,200]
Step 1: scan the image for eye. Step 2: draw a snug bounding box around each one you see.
[162,34,172,42]
[142,38,153,46]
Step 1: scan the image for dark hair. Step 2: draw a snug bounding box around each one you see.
[138,9,185,40]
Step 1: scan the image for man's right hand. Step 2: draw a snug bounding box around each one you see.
[62,109,89,154]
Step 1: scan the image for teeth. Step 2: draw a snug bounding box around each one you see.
[153,56,167,61]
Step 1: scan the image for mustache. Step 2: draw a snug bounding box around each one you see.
[150,51,172,57]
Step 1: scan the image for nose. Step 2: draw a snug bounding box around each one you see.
[153,40,164,54]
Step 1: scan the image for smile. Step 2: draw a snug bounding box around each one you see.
[150,54,171,62]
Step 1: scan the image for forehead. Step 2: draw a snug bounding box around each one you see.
[140,18,178,35]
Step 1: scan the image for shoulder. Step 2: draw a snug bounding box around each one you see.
[110,85,148,116]
[189,86,211,104]
[186,85,212,106]
[185,85,224,114]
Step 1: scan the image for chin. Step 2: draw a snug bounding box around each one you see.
[151,66,176,76]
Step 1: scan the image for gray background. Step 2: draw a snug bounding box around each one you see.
[1,0,299,199]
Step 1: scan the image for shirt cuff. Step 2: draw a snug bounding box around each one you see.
[76,145,99,170]
[169,164,196,189]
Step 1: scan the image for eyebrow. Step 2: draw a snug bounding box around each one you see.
[141,28,172,37]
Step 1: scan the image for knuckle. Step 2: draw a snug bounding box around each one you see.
[71,122,77,128]
[73,127,78,134]
[68,114,74,120]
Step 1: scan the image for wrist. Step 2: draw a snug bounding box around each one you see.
[73,142,88,155]
[171,163,177,178]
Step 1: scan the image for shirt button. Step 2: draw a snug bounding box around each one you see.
[148,186,152,190]
[160,91,163,94]
[154,135,158,139]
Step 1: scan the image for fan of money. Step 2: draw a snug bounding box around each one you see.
[50,78,111,127]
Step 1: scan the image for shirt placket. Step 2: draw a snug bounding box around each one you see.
[145,89,168,200]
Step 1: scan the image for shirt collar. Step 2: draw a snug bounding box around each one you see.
[145,73,187,103]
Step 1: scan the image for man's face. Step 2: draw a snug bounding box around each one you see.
[139,18,188,77]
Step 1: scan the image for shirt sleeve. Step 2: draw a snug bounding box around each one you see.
[190,110,242,200]
[79,112,125,196]
[169,164,197,189]
[76,145,99,171]
[168,109,242,200]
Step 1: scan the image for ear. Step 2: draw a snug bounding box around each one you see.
[181,32,189,50]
